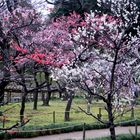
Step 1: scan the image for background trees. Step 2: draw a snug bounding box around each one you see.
[0,0,74,123]
[48,0,99,17]
[46,0,118,18]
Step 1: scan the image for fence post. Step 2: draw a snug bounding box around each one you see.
[83,123,86,140]
[131,107,134,119]
[135,119,137,136]
[97,108,102,120]
[87,103,90,113]
[53,111,55,123]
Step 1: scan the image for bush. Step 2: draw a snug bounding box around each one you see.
[0,122,108,139]
[118,119,140,126]
[0,119,139,139]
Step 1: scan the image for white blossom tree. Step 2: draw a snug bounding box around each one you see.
[52,0,140,139]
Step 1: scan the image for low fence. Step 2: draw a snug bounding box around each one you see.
[0,105,140,140]
[0,110,91,128]
[0,107,139,129]
[0,120,139,140]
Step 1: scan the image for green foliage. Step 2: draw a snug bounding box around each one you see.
[0,122,108,139]
[49,0,120,18]
[119,119,140,126]
[0,99,140,128]
[0,99,140,139]
[49,0,101,18]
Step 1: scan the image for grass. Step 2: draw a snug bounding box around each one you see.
[0,98,140,129]
[87,133,140,140]
[0,98,104,128]
[0,123,108,139]
[0,98,140,139]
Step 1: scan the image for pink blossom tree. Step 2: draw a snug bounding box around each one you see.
[0,0,78,123]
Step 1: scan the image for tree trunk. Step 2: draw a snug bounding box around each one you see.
[42,92,45,105]
[64,95,73,121]
[107,102,116,140]
[45,91,51,106]
[59,91,62,99]
[0,73,10,104]
[0,87,5,103]
[42,92,51,106]
[0,40,10,104]
[6,92,11,103]
[33,71,39,110]
[43,71,52,106]
[107,47,119,140]
[33,90,38,110]
[20,92,27,124]
[19,72,28,125]
[110,125,116,140]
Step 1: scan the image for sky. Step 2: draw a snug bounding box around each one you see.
[31,0,54,17]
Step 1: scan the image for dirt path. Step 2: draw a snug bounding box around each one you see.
[12,126,140,140]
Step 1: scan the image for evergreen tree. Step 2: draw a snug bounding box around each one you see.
[48,0,101,18]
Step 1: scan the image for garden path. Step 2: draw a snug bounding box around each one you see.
[12,126,140,140]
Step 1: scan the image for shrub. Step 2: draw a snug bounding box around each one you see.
[118,119,140,126]
[0,122,108,139]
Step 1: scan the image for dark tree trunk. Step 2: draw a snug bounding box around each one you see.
[64,94,73,121]
[7,92,11,103]
[42,71,52,106]
[56,81,64,99]
[20,74,28,124]
[0,86,5,103]
[0,81,10,104]
[0,39,10,104]
[20,92,27,124]
[107,101,116,140]
[42,92,51,106]
[42,92,45,105]
[59,91,62,99]
[45,91,51,106]
[33,90,38,110]
[107,48,119,140]
[110,125,116,140]
[18,69,28,125]
[33,71,39,110]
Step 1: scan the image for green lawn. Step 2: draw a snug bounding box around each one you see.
[0,98,140,129]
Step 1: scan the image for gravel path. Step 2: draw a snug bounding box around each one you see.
[12,126,140,140]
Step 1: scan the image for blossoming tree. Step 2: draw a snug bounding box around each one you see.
[0,0,76,123]
[52,0,140,139]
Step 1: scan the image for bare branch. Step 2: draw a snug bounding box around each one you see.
[79,106,107,125]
